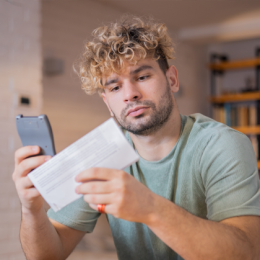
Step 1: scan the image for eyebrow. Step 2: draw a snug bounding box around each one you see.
[104,78,119,87]
[130,65,154,75]
[104,65,154,87]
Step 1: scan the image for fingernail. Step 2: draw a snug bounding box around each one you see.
[75,186,79,193]
[45,156,52,161]
[75,176,79,182]
[32,146,38,152]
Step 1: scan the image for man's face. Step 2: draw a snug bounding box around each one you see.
[102,59,179,136]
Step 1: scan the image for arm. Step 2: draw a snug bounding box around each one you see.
[75,167,260,260]
[20,207,85,260]
[149,129,260,259]
[147,195,260,260]
[13,146,85,260]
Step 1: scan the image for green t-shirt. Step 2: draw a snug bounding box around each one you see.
[47,113,260,260]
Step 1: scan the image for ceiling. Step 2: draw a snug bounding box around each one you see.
[95,0,260,31]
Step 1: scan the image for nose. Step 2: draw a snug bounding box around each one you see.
[123,80,142,103]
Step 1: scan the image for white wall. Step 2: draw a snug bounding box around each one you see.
[172,41,209,116]
[0,0,42,259]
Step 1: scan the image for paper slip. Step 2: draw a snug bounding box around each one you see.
[28,118,139,212]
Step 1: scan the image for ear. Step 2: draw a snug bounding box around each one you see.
[102,92,114,117]
[166,65,179,94]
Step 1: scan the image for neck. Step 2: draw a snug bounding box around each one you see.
[129,104,181,161]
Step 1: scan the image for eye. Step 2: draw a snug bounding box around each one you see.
[138,75,150,81]
[111,86,120,92]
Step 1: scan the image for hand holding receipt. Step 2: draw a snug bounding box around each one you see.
[28,118,139,212]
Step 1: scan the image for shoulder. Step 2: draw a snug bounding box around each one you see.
[187,113,251,151]
[188,113,242,137]
[187,116,260,221]
[186,113,257,178]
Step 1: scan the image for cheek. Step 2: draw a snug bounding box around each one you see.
[144,78,162,96]
[108,98,123,116]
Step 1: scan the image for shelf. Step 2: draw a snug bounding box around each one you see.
[209,58,260,71]
[232,126,260,135]
[209,92,260,103]
[209,50,260,170]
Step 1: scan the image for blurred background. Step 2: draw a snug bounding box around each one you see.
[1,0,260,259]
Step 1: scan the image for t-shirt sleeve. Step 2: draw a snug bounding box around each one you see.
[47,196,101,232]
[199,128,260,222]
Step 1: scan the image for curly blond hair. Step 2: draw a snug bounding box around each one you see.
[76,16,175,95]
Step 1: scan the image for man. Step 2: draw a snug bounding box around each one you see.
[13,16,260,260]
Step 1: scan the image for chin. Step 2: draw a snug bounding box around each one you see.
[125,114,150,125]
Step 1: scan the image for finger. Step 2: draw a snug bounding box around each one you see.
[76,180,114,195]
[76,167,121,182]
[25,187,41,198]
[14,155,52,180]
[83,193,114,205]
[15,146,41,166]
[88,203,114,215]
[17,176,34,189]
[88,203,99,211]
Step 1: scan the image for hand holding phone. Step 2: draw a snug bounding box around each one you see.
[13,114,56,213]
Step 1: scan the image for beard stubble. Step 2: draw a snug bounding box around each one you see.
[114,82,174,136]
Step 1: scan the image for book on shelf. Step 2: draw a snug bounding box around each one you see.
[212,103,257,127]
[224,103,231,126]
[250,105,257,126]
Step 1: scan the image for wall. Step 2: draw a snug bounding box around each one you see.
[0,0,42,259]
[172,41,209,116]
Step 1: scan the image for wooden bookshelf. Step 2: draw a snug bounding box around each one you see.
[209,49,260,169]
[209,92,260,104]
[232,126,260,135]
[209,58,260,71]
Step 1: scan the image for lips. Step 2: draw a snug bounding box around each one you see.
[126,106,149,117]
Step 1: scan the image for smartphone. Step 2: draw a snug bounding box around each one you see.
[16,114,56,156]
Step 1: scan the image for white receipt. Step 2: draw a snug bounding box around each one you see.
[28,118,139,212]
